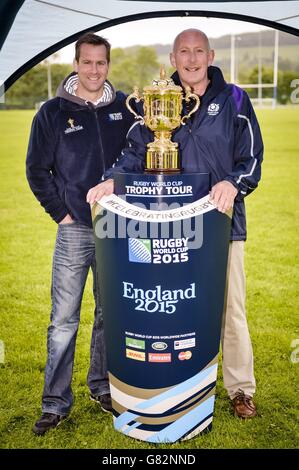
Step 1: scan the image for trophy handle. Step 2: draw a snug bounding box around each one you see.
[125,86,144,120]
[181,86,200,125]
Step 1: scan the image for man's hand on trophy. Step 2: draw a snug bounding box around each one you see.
[86,179,114,205]
[209,181,238,214]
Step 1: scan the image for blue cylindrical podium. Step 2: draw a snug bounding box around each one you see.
[92,172,231,443]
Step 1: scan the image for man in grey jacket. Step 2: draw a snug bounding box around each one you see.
[26,32,133,435]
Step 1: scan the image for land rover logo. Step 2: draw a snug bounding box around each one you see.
[152,342,168,351]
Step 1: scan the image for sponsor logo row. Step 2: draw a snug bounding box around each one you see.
[125,337,196,351]
[126,349,193,362]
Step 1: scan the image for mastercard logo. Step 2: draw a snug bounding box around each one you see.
[178,350,192,361]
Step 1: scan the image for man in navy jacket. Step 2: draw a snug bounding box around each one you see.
[88,29,263,419]
[26,32,134,435]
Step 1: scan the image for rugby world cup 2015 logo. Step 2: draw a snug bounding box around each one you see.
[128,238,151,263]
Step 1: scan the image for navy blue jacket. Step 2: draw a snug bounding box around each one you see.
[26,73,134,227]
[106,66,264,240]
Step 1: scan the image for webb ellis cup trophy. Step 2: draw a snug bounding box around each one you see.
[125,66,200,172]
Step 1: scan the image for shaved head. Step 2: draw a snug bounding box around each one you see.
[173,29,211,53]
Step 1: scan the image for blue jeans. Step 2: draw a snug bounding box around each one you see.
[42,222,109,416]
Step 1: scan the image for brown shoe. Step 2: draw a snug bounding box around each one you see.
[232,390,257,419]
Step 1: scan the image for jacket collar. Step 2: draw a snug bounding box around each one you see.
[56,72,116,110]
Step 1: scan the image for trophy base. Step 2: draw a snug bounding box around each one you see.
[144,168,181,174]
[145,145,180,174]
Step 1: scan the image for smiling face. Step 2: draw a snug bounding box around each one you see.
[170,29,215,95]
[73,43,109,102]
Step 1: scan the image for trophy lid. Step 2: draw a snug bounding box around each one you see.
[143,65,182,93]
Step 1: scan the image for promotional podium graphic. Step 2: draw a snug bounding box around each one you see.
[92,172,231,443]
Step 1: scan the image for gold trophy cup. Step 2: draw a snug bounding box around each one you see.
[126,66,200,173]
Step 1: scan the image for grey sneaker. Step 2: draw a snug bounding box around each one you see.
[32,412,66,435]
[90,393,112,413]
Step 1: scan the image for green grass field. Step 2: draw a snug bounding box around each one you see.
[0,107,298,449]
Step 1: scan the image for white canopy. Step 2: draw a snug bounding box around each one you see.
[1,0,299,93]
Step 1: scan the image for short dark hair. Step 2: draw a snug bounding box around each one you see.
[75,32,111,63]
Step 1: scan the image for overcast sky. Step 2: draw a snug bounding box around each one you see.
[57,16,269,63]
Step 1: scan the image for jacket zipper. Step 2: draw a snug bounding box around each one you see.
[91,106,106,174]
[190,103,221,182]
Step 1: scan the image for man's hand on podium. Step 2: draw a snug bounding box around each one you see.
[209,181,238,214]
[86,179,114,205]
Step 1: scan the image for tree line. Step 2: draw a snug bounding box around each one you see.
[2,46,298,109]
